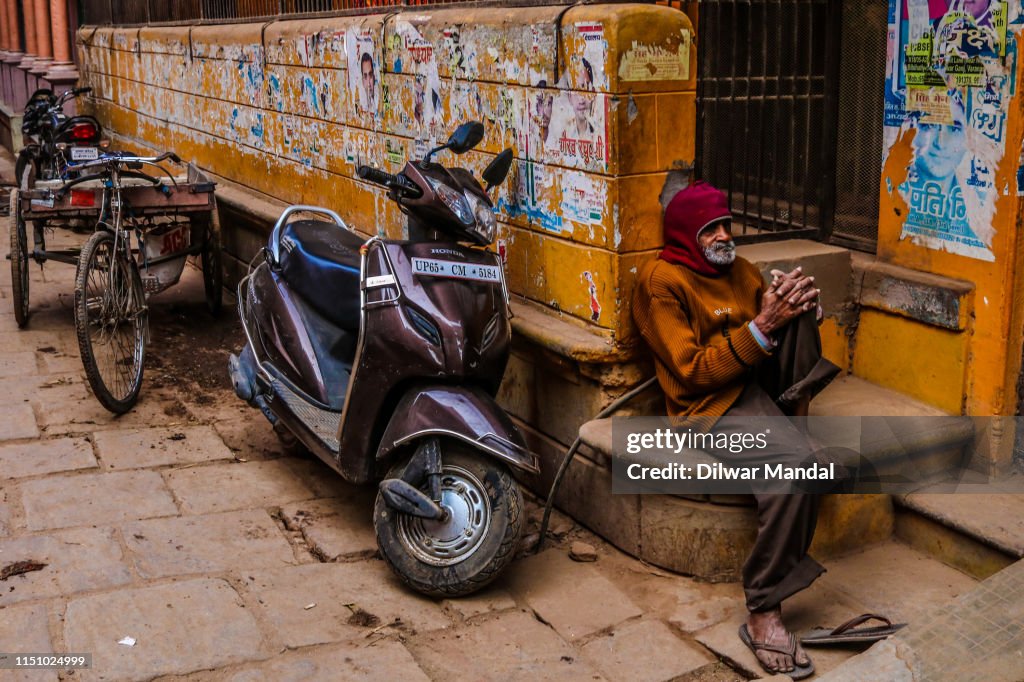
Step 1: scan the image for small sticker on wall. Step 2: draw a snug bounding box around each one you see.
[497,239,508,265]
[582,271,601,322]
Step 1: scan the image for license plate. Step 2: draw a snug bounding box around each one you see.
[70,146,99,161]
[411,257,501,283]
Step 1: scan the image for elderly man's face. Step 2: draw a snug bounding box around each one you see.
[699,221,737,266]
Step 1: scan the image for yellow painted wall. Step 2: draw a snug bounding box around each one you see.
[75,5,694,348]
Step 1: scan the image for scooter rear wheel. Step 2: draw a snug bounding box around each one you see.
[374,443,523,598]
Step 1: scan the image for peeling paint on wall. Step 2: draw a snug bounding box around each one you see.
[618,30,691,82]
[884,0,1021,261]
[77,5,696,332]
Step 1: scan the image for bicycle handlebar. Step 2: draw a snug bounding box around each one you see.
[69,151,182,172]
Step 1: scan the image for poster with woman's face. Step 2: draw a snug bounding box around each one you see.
[883,0,1012,262]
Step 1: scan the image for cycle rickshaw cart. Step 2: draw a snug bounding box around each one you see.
[8,152,223,413]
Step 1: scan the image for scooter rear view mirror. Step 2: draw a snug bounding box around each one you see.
[446,121,485,154]
[483,149,514,190]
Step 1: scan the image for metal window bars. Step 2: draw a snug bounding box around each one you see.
[695,0,882,251]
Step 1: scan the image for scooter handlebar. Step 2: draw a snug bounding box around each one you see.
[357,165,397,187]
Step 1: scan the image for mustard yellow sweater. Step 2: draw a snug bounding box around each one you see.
[633,257,771,417]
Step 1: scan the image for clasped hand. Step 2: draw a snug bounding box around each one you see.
[752,267,820,337]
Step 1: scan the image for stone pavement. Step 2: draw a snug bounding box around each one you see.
[0,154,1012,682]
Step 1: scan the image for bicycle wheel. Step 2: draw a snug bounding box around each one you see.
[199,204,223,317]
[8,188,29,328]
[74,230,148,414]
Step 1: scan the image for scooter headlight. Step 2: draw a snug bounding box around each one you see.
[466,192,498,244]
[427,177,473,225]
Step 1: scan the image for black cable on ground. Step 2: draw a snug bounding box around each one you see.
[534,376,658,554]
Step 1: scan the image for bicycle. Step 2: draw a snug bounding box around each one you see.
[9,151,222,413]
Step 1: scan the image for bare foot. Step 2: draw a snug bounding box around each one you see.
[747,608,810,674]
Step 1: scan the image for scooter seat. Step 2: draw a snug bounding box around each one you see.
[278,219,364,330]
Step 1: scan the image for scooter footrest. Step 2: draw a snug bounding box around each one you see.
[270,377,341,452]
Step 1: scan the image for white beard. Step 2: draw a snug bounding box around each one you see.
[703,240,736,266]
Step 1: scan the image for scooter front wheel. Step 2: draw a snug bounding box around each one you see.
[374,443,523,598]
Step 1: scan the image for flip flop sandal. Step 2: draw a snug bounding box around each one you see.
[739,624,815,680]
[800,613,907,646]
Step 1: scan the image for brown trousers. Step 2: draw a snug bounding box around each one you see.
[717,312,840,612]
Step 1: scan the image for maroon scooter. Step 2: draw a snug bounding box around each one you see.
[229,122,537,596]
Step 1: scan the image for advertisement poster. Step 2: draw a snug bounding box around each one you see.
[346,30,379,116]
[885,0,1016,262]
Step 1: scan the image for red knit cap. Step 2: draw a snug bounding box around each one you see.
[659,181,732,276]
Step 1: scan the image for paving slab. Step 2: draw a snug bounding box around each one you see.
[170,638,430,681]
[35,392,193,435]
[814,541,977,624]
[694,619,764,679]
[0,603,58,682]
[0,403,40,441]
[19,469,178,531]
[0,330,76,353]
[164,459,318,515]
[93,425,235,470]
[123,509,297,579]
[0,373,88,406]
[407,609,605,681]
[242,560,451,648]
[441,585,518,620]
[0,502,10,536]
[279,496,377,561]
[669,595,745,634]
[212,417,291,461]
[581,619,712,682]
[506,549,644,641]
[0,437,97,479]
[64,578,266,682]
[282,457,358,498]
[0,527,133,606]
[0,352,40,378]
[817,638,916,682]
[37,350,85,375]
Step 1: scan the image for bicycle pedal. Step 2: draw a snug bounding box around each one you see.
[141,276,163,294]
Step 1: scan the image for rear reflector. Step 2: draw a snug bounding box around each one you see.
[70,189,96,207]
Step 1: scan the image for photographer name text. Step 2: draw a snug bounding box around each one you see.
[625,462,836,481]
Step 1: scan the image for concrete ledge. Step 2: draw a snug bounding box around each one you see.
[738,239,853,315]
[0,101,23,155]
[896,487,1024,560]
[573,375,973,579]
[854,257,974,331]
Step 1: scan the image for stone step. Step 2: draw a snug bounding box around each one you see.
[573,374,975,580]
[893,473,1024,580]
[696,539,980,679]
